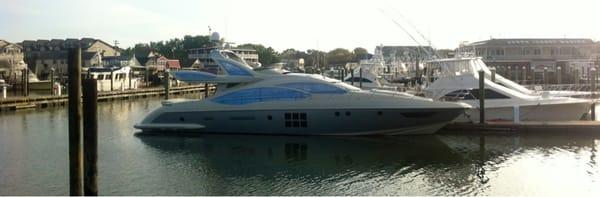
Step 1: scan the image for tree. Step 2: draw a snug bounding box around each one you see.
[352,47,369,61]
[326,48,353,67]
[237,43,281,65]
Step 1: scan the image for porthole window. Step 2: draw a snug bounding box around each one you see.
[345,111,351,116]
[335,112,340,117]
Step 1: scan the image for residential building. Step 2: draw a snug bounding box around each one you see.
[0,40,26,79]
[459,38,600,84]
[21,38,120,79]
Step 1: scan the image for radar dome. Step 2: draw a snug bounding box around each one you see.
[210,32,220,42]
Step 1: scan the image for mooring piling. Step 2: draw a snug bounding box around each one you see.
[591,68,596,121]
[350,69,354,85]
[68,47,83,196]
[82,79,98,196]
[164,70,170,100]
[479,70,485,125]
[359,68,363,88]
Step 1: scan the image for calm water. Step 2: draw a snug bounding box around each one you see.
[1,96,600,195]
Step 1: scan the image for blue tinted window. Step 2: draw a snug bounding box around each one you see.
[172,71,216,81]
[212,87,310,105]
[277,82,347,94]
[217,59,252,76]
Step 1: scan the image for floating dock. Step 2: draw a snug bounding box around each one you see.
[0,85,213,112]
[441,121,600,135]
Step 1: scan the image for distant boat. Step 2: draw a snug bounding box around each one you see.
[423,57,592,122]
[85,66,139,91]
[134,49,469,135]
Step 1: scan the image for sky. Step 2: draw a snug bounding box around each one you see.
[2,0,600,53]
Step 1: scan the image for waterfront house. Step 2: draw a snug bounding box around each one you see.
[0,40,26,80]
[21,38,120,80]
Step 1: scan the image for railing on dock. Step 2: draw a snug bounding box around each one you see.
[0,85,215,112]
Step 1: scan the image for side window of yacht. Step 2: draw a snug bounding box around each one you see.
[277,82,347,94]
[212,87,310,105]
[471,89,511,99]
[344,77,372,83]
[443,89,510,100]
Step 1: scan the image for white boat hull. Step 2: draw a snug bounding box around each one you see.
[454,101,592,122]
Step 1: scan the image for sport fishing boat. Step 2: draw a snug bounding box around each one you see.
[423,57,592,122]
[134,49,469,135]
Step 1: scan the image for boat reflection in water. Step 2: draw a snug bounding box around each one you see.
[137,134,600,195]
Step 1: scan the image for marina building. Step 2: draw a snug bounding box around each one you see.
[459,38,600,84]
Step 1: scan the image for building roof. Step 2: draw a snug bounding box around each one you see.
[468,38,595,46]
[166,60,181,69]
[19,38,115,50]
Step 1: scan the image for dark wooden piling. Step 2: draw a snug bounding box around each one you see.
[50,69,55,95]
[82,79,98,196]
[359,68,363,88]
[543,67,548,88]
[129,69,132,90]
[164,71,170,100]
[479,70,485,125]
[491,67,496,82]
[110,71,114,92]
[350,69,354,85]
[204,83,209,98]
[592,68,596,121]
[68,48,83,196]
[24,68,29,96]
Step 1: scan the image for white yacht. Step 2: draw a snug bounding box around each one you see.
[423,57,592,122]
[86,66,139,91]
[343,47,399,91]
[134,49,469,135]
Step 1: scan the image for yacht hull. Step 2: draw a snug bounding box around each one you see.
[455,101,592,122]
[135,108,464,135]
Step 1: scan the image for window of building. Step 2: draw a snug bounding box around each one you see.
[476,49,485,56]
[495,49,504,56]
[551,48,558,56]
[212,87,310,105]
[533,48,541,55]
[277,82,347,94]
[560,47,572,55]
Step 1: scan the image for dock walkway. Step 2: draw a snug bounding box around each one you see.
[0,85,211,111]
[441,121,600,135]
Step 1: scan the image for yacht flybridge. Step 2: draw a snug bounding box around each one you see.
[423,57,592,122]
[134,49,469,135]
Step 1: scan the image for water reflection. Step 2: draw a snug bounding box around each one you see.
[135,134,600,195]
[137,135,465,195]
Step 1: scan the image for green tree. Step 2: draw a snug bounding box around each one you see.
[326,48,353,67]
[352,47,369,61]
[237,43,281,65]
